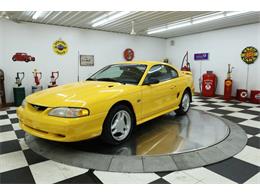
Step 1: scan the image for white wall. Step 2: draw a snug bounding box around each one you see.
[1,19,259,103]
[166,23,260,96]
[0,20,167,103]
[0,25,3,69]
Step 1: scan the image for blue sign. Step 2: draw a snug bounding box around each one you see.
[194,53,209,60]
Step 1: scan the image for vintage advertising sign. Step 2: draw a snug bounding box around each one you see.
[241,46,258,64]
[124,48,134,61]
[80,55,94,66]
[194,53,209,61]
[53,39,68,55]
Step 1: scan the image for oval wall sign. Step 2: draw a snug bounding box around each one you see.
[123,48,134,61]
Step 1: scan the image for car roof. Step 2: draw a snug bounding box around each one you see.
[114,61,178,69]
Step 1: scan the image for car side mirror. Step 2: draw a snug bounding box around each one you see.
[144,78,160,85]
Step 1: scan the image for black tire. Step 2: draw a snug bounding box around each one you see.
[175,90,191,115]
[12,57,16,61]
[101,104,134,145]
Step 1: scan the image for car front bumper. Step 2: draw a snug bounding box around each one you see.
[17,105,106,142]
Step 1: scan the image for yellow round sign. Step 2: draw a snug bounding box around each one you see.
[241,46,258,64]
[52,40,68,55]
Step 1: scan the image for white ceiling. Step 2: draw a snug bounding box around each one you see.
[1,11,260,38]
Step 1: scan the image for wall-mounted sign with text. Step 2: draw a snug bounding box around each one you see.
[80,55,94,66]
[194,53,209,61]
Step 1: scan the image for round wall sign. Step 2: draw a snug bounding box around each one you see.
[241,46,258,64]
[53,39,68,55]
[124,48,134,61]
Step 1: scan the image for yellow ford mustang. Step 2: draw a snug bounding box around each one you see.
[17,61,194,145]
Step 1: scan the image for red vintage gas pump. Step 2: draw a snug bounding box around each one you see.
[32,69,43,93]
[202,71,217,97]
[224,64,234,100]
[33,69,42,86]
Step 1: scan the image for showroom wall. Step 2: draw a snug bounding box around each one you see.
[166,23,260,96]
[1,18,259,103]
[0,19,167,103]
[0,26,3,69]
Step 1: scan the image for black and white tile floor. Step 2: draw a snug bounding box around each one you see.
[0,96,259,184]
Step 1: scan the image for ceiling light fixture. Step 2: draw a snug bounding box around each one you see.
[147,11,251,35]
[225,11,250,17]
[147,21,191,35]
[91,12,117,24]
[192,12,225,24]
[91,11,132,27]
[32,11,47,20]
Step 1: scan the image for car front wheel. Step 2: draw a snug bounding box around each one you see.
[175,90,191,115]
[101,105,134,145]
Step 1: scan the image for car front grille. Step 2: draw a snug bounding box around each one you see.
[30,104,48,111]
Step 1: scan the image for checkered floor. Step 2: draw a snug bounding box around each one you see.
[0,96,259,184]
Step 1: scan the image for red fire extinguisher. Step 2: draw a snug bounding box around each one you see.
[224,64,234,100]
[202,71,217,97]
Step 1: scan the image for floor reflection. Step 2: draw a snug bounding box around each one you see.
[63,109,229,156]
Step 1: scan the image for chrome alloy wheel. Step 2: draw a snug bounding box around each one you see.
[182,93,190,112]
[111,110,131,141]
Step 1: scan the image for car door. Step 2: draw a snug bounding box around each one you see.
[141,64,177,119]
[164,65,183,108]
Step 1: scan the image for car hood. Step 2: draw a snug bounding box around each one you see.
[26,81,136,107]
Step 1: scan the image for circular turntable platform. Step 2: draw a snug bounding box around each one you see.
[25,109,247,173]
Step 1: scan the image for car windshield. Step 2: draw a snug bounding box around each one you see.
[87,64,147,85]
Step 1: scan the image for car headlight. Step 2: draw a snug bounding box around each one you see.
[21,99,26,108]
[48,107,90,118]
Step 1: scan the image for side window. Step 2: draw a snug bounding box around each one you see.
[166,66,178,79]
[144,65,173,83]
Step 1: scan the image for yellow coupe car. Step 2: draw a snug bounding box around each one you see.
[17,61,194,145]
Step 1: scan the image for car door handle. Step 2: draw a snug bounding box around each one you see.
[170,85,176,89]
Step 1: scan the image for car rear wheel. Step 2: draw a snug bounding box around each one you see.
[101,105,134,145]
[175,90,191,115]
[12,57,16,61]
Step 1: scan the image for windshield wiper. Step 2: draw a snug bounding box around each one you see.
[97,78,125,84]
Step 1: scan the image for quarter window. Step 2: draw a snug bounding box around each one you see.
[166,66,178,79]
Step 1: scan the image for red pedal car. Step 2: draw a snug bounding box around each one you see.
[12,53,35,62]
